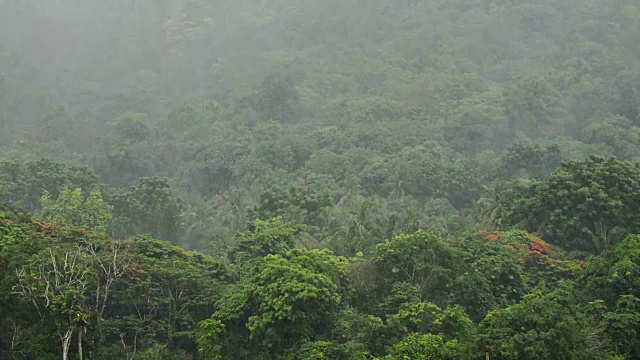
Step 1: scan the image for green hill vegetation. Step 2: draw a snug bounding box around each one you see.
[1,0,639,358]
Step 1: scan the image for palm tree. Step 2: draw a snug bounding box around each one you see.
[179,199,217,250]
[213,186,249,232]
[475,183,515,231]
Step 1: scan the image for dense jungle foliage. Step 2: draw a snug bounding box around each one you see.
[1,0,639,358]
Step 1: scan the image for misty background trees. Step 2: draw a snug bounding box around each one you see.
[1,0,640,359]
[2,3,640,233]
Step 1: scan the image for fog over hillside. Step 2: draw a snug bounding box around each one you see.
[1,1,640,359]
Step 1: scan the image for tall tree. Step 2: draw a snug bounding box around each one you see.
[40,187,112,233]
[498,156,640,254]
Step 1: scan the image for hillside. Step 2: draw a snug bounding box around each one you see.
[0,0,639,358]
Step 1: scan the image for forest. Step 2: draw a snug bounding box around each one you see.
[0,0,639,359]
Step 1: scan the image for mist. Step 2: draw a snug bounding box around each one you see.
[2,0,640,256]
[1,1,640,358]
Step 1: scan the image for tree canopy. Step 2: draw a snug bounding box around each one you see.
[1,0,640,358]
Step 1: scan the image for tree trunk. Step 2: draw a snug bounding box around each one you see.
[77,327,83,360]
[61,328,73,360]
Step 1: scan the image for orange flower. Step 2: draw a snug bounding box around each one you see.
[530,241,547,254]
